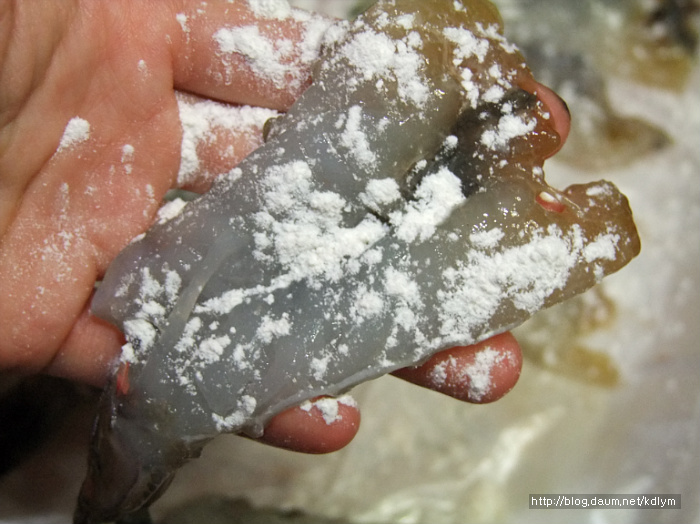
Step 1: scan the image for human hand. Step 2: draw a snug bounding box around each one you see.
[0,0,569,454]
[0,0,325,382]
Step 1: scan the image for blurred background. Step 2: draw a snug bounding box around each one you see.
[1,1,698,523]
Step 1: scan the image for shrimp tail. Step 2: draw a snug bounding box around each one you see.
[74,380,203,524]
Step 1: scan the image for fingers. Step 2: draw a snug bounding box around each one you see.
[174,92,277,192]
[54,330,521,454]
[519,77,571,157]
[257,333,522,454]
[168,1,332,110]
[45,306,124,388]
[258,395,360,454]
[392,332,523,404]
[166,1,334,192]
[532,81,571,155]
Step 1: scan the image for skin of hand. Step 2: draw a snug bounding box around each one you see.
[0,0,569,454]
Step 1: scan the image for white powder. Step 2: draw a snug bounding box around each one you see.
[384,267,421,305]
[231,344,249,369]
[56,117,90,153]
[122,319,157,358]
[198,335,232,364]
[457,67,481,108]
[194,289,245,315]
[175,317,203,353]
[488,63,502,79]
[135,267,161,301]
[483,85,505,103]
[120,343,136,364]
[142,267,167,301]
[361,248,384,266]
[121,144,134,174]
[481,114,537,150]
[352,287,385,321]
[429,347,504,402]
[246,0,292,19]
[310,354,331,381]
[156,198,188,224]
[586,185,613,197]
[299,394,357,425]
[394,306,418,331]
[175,13,189,33]
[213,12,331,91]
[444,26,490,64]
[297,13,335,64]
[441,23,516,108]
[256,314,291,343]
[438,224,625,341]
[339,105,377,168]
[443,135,459,149]
[253,161,386,282]
[214,25,294,88]
[441,230,561,334]
[463,347,503,401]
[116,263,191,362]
[177,96,278,187]
[396,14,415,30]
[338,27,428,106]
[312,398,341,424]
[212,395,257,431]
[391,167,466,243]
[139,300,166,320]
[470,228,505,249]
[480,22,519,55]
[121,144,134,161]
[429,359,449,386]
[359,178,401,211]
[212,412,244,432]
[583,233,620,263]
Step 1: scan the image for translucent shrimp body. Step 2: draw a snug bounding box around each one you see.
[75,1,639,522]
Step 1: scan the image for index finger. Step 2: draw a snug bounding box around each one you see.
[169,1,332,110]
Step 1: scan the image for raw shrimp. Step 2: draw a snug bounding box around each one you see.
[75,1,640,522]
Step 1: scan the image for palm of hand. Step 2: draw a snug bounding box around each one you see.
[0,1,311,384]
[1,0,523,453]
